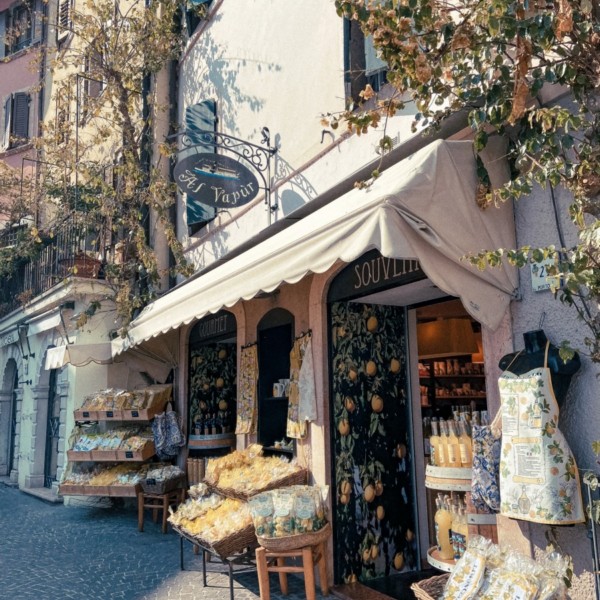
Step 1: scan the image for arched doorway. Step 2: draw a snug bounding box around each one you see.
[0,359,19,478]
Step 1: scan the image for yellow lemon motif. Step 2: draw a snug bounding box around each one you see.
[393,552,405,570]
[338,419,350,436]
[367,316,378,332]
[371,394,384,413]
[364,484,376,503]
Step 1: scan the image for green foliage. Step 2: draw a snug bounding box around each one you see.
[334,0,600,363]
[3,0,194,329]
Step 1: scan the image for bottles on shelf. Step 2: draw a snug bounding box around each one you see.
[434,493,470,562]
[426,410,489,468]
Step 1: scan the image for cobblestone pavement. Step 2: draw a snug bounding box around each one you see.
[0,484,331,600]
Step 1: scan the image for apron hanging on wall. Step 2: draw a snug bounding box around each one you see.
[498,342,585,525]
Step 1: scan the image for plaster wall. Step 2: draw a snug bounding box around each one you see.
[179,1,419,273]
[494,96,599,598]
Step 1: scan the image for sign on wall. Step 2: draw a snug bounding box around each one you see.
[174,153,259,209]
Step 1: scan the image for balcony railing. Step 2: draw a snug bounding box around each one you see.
[0,218,106,318]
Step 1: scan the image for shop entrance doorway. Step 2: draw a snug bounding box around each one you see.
[44,369,60,488]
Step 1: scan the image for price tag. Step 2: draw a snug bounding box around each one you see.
[125,451,133,459]
[106,411,114,418]
[131,410,139,418]
[82,411,90,418]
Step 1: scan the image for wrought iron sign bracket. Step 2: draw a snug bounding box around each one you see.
[171,127,279,213]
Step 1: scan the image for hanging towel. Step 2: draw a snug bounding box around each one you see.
[236,344,258,434]
[287,334,316,439]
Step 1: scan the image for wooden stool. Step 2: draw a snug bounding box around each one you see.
[137,488,185,534]
[255,542,329,600]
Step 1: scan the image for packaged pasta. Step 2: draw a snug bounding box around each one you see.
[477,552,540,600]
[442,535,490,600]
[248,492,275,537]
[272,489,295,537]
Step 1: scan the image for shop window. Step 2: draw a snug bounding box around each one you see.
[344,13,388,103]
[257,308,294,453]
[185,0,212,36]
[2,92,30,151]
[1,0,43,58]
[188,310,237,456]
[79,49,105,126]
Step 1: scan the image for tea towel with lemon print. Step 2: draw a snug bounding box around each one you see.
[235,344,258,434]
[286,333,317,439]
[498,342,584,525]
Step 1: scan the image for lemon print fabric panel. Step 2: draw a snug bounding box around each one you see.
[330,301,417,583]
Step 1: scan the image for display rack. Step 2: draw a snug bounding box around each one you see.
[60,387,171,497]
[424,465,497,572]
[419,356,486,408]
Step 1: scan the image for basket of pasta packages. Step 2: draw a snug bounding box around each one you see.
[411,535,571,600]
[248,485,330,552]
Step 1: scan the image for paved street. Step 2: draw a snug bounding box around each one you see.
[0,484,330,600]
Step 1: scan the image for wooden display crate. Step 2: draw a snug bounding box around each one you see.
[60,484,140,497]
[121,402,167,421]
[74,409,99,421]
[95,409,124,420]
[66,450,93,461]
[91,449,119,461]
[116,442,155,461]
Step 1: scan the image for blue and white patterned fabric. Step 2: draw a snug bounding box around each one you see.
[471,424,501,513]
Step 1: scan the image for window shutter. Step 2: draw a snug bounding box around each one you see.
[32,0,44,45]
[3,96,11,150]
[185,100,217,228]
[0,12,6,59]
[57,0,70,41]
[12,93,30,142]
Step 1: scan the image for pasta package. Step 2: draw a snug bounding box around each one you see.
[442,535,490,600]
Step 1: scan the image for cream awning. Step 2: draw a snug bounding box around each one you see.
[45,342,113,369]
[116,140,518,352]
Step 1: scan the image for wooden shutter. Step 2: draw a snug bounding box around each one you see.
[12,93,30,142]
[0,11,6,59]
[32,0,44,45]
[57,0,70,41]
[2,96,11,149]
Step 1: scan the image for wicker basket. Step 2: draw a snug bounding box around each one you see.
[213,469,308,501]
[141,474,186,494]
[173,523,257,559]
[257,522,331,552]
[411,573,450,600]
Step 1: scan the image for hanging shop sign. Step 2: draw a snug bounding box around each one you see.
[174,153,259,209]
[329,249,426,302]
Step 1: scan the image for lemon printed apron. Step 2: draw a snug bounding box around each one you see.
[498,343,584,525]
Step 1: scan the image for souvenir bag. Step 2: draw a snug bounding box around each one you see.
[153,403,185,459]
[470,412,501,513]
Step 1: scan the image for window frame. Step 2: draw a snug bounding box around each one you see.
[2,92,31,151]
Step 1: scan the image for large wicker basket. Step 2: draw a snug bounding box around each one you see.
[212,468,308,501]
[257,522,331,552]
[173,523,257,559]
[410,573,450,600]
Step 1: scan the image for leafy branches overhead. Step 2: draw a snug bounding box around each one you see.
[34,0,193,330]
[334,0,600,362]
